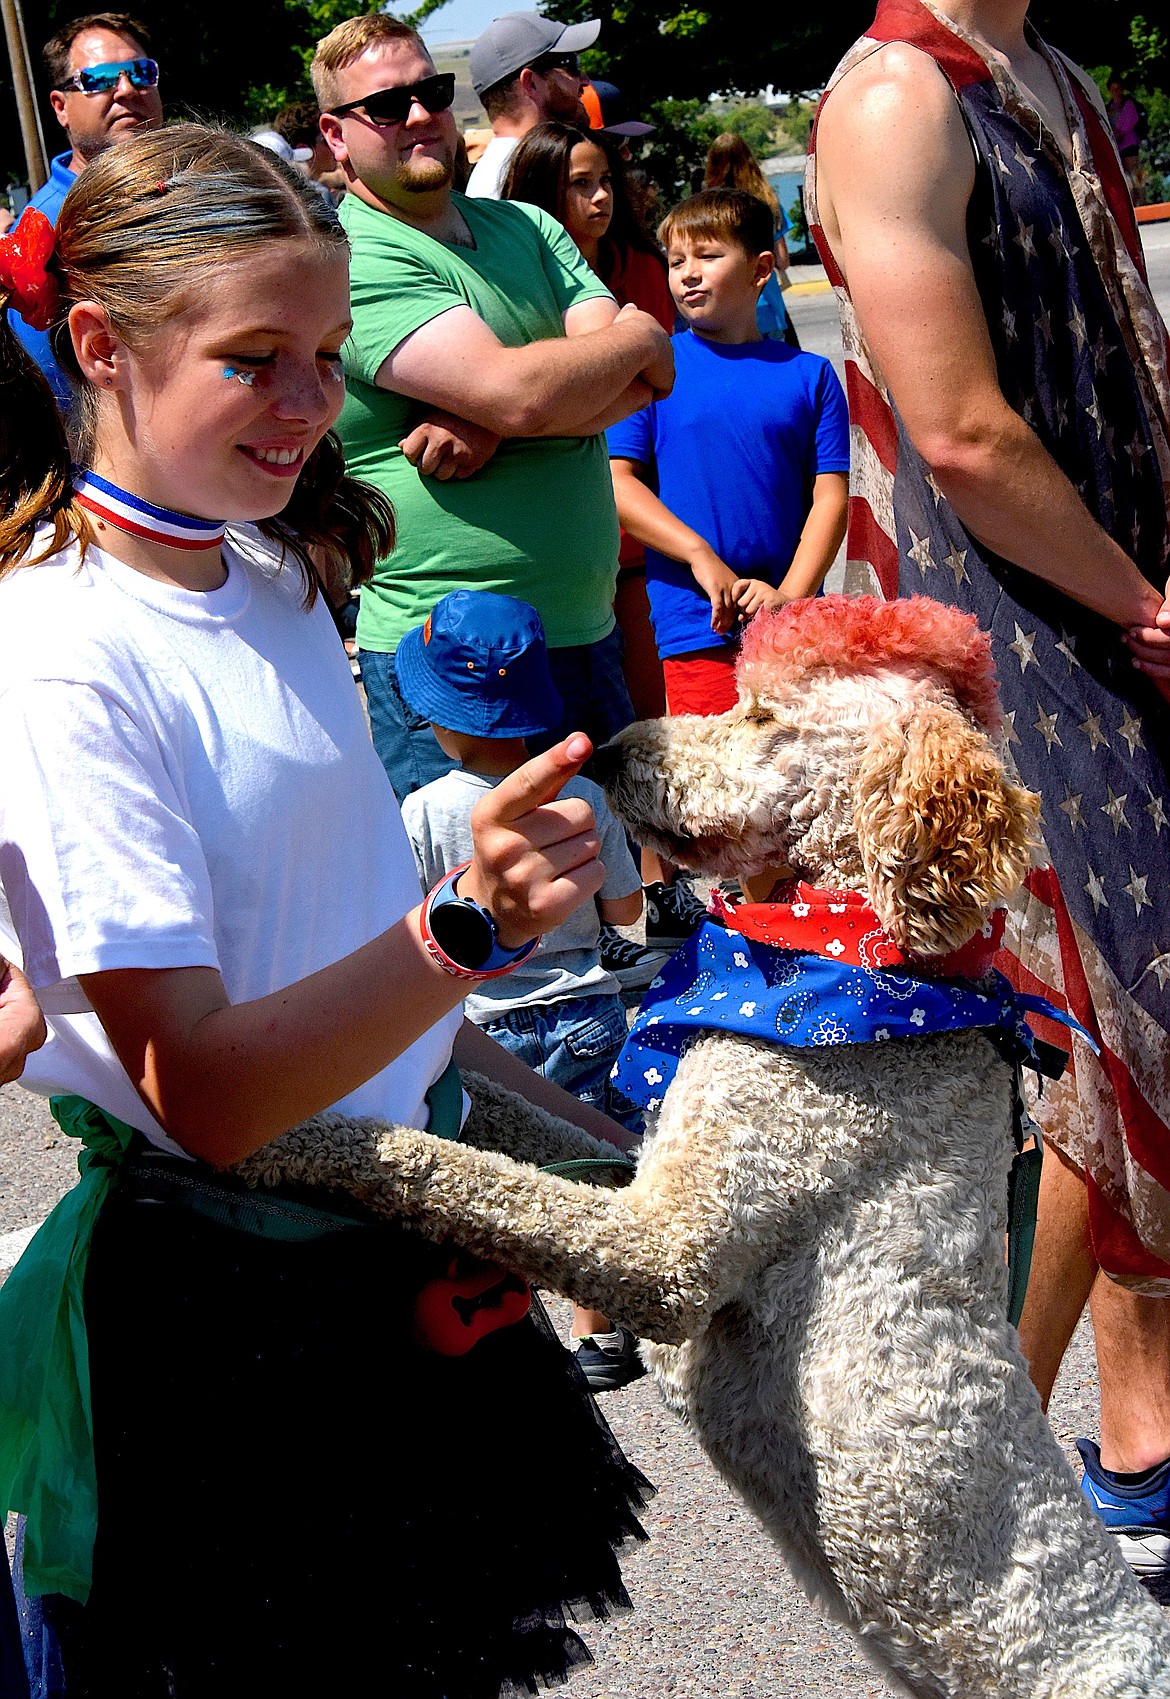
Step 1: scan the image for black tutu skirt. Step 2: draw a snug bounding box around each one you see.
[48,1177,653,1699]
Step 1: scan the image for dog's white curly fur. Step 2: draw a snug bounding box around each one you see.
[234,600,1170,1696]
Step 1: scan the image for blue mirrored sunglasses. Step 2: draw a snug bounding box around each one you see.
[55,57,159,95]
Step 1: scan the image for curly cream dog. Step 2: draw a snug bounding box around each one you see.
[239,597,1170,1698]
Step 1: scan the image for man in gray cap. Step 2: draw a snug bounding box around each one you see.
[466,9,599,198]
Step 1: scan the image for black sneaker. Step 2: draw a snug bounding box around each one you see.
[575,1328,647,1393]
[643,879,708,950]
[598,924,667,990]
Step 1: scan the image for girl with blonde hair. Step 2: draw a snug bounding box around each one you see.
[0,123,647,1698]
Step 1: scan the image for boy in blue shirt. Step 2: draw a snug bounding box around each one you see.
[607,188,849,722]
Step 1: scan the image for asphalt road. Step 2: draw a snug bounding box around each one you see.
[2,217,1169,1695]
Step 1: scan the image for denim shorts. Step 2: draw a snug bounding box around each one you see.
[535,626,636,754]
[482,992,643,1134]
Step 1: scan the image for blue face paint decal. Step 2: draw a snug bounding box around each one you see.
[222,367,255,385]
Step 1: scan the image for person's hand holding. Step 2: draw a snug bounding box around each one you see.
[689,547,741,634]
[460,736,605,947]
[399,410,502,480]
[0,957,46,1085]
[615,302,674,401]
[732,579,795,619]
[1123,580,1170,702]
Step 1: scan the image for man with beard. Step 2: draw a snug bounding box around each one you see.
[315,14,673,802]
[464,11,598,199]
[14,12,163,402]
[809,0,1170,1579]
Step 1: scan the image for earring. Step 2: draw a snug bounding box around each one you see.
[222,367,255,386]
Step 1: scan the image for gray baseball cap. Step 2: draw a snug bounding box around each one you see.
[470,11,600,97]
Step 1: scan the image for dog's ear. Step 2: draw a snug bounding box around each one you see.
[853,700,1040,958]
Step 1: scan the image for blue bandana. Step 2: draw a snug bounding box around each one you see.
[611,920,1093,1111]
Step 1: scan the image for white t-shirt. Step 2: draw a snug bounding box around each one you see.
[0,530,461,1154]
[464,134,519,199]
[401,769,638,1024]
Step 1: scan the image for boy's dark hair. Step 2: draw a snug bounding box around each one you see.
[43,12,151,88]
[658,188,774,260]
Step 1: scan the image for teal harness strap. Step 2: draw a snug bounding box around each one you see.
[1006,1139,1043,1328]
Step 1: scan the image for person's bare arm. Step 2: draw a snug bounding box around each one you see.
[78,738,609,1166]
[733,471,849,615]
[376,301,673,439]
[452,1018,637,1152]
[0,958,46,1085]
[611,457,739,634]
[815,44,1163,634]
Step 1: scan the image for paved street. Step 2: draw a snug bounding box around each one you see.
[2,217,1168,1696]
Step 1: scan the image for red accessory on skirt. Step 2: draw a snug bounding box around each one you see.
[0,210,61,332]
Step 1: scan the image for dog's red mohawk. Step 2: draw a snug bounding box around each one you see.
[736,595,1003,731]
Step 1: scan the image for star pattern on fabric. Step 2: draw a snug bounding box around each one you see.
[1080,709,1109,752]
[1101,786,1131,834]
[943,546,969,587]
[1054,632,1082,669]
[1123,867,1151,916]
[1012,222,1036,261]
[1033,705,1061,751]
[1084,865,1109,913]
[906,529,936,577]
[1116,709,1145,756]
[887,90,1168,1049]
[1059,790,1085,831]
[1009,623,1038,671]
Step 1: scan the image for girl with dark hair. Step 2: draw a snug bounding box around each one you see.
[0,123,647,1699]
[504,121,673,331]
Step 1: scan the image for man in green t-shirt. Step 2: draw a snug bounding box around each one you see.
[314,13,674,800]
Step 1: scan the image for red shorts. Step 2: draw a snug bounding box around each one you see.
[662,650,738,717]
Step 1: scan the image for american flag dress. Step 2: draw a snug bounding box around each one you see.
[808,0,1170,1290]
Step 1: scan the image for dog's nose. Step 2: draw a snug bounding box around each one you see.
[582,739,622,787]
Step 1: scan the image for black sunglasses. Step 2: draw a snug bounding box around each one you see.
[328,72,456,127]
[530,52,580,76]
[55,56,159,95]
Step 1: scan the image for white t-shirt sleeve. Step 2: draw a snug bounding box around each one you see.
[0,678,220,988]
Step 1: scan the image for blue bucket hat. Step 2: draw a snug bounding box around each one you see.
[395,591,564,738]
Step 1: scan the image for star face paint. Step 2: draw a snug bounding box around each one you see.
[222,366,255,385]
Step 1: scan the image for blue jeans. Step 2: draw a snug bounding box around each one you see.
[482,993,643,1135]
[539,627,635,754]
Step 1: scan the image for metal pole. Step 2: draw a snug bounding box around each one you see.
[2,0,48,193]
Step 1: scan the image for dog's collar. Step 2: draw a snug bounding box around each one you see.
[610,919,1093,1114]
[710,882,1005,979]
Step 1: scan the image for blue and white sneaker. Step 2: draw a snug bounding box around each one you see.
[1077,1437,1170,1578]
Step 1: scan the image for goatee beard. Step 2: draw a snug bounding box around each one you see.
[399,151,454,191]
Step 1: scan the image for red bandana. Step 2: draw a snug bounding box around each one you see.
[708,881,1004,980]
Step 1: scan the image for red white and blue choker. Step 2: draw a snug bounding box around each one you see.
[73,469,227,552]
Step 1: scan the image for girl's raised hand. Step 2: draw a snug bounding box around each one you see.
[461,736,606,947]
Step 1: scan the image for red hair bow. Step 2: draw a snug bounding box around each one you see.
[0,209,61,332]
